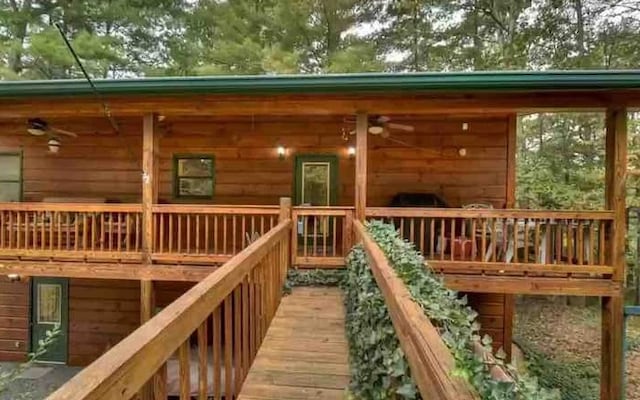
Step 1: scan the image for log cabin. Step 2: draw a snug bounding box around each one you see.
[0,71,636,399]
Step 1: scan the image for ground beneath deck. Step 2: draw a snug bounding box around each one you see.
[238,287,350,400]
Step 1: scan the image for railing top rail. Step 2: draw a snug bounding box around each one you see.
[292,206,354,216]
[366,207,615,220]
[353,220,479,400]
[0,202,142,213]
[46,219,291,400]
[151,204,280,214]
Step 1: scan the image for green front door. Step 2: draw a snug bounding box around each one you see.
[294,155,339,246]
[294,155,339,207]
[31,277,68,363]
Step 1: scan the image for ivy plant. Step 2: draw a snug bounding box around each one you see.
[344,221,560,400]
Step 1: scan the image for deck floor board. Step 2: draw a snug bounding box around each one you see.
[239,287,349,400]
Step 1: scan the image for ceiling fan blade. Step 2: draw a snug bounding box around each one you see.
[377,115,391,123]
[385,136,415,148]
[387,122,415,132]
[51,127,78,138]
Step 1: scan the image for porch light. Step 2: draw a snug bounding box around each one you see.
[462,122,469,131]
[7,273,20,282]
[48,138,61,153]
[348,146,356,158]
[458,148,467,157]
[277,145,286,160]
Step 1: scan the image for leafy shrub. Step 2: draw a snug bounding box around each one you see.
[516,338,598,400]
[0,325,60,398]
[344,221,559,399]
[286,268,345,287]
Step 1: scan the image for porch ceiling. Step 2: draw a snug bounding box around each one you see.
[0,90,639,120]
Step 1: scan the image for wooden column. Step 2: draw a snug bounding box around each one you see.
[355,112,368,221]
[503,113,517,361]
[601,108,627,400]
[141,113,158,323]
[141,113,158,400]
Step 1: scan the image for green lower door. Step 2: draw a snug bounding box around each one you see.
[31,277,68,363]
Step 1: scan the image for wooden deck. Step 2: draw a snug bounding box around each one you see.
[238,287,350,400]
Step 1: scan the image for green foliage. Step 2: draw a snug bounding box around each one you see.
[345,221,559,400]
[515,338,599,400]
[0,325,60,397]
[286,268,345,289]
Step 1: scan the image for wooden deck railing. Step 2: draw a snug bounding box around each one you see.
[47,218,291,400]
[151,204,280,264]
[354,220,479,400]
[0,203,143,261]
[291,206,353,268]
[367,207,615,277]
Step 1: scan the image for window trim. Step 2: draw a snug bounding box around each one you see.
[0,151,23,201]
[172,154,215,200]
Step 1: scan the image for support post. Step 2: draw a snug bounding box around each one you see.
[355,112,368,221]
[279,197,291,223]
[503,113,517,361]
[141,113,158,400]
[601,108,627,400]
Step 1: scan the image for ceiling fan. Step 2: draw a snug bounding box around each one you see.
[343,115,415,146]
[27,118,78,153]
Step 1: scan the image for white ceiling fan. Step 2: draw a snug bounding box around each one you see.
[343,115,415,146]
[27,118,78,153]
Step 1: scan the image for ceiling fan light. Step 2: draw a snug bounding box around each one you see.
[27,127,46,136]
[368,125,384,135]
[48,138,61,153]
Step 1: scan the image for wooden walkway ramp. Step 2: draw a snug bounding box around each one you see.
[238,287,350,400]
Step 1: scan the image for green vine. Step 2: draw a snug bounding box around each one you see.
[284,268,346,294]
[344,221,559,399]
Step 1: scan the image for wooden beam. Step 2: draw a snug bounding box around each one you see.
[0,261,221,281]
[503,113,517,361]
[601,108,627,400]
[141,113,157,400]
[1,90,640,119]
[442,275,622,296]
[355,112,367,221]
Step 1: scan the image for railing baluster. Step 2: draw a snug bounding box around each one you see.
[481,218,487,261]
[224,296,233,398]
[169,214,174,253]
[577,220,584,265]
[223,216,228,255]
[204,215,209,254]
[242,275,250,384]
[234,286,242,395]
[332,215,337,257]
[177,214,182,254]
[450,218,455,261]
[178,340,190,400]
[186,214,191,254]
[212,306,222,400]
[197,321,208,400]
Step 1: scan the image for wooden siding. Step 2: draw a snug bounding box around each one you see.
[0,276,29,362]
[0,115,508,207]
[68,279,140,366]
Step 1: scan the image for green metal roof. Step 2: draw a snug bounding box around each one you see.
[0,70,639,98]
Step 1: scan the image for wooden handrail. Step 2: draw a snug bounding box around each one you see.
[0,202,142,213]
[366,207,615,220]
[151,204,279,214]
[47,219,291,400]
[353,220,479,400]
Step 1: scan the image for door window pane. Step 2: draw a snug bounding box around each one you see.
[302,162,330,206]
[37,284,62,324]
[0,182,20,202]
[0,155,20,181]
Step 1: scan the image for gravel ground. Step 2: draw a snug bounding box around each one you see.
[515,297,640,400]
[0,362,81,400]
